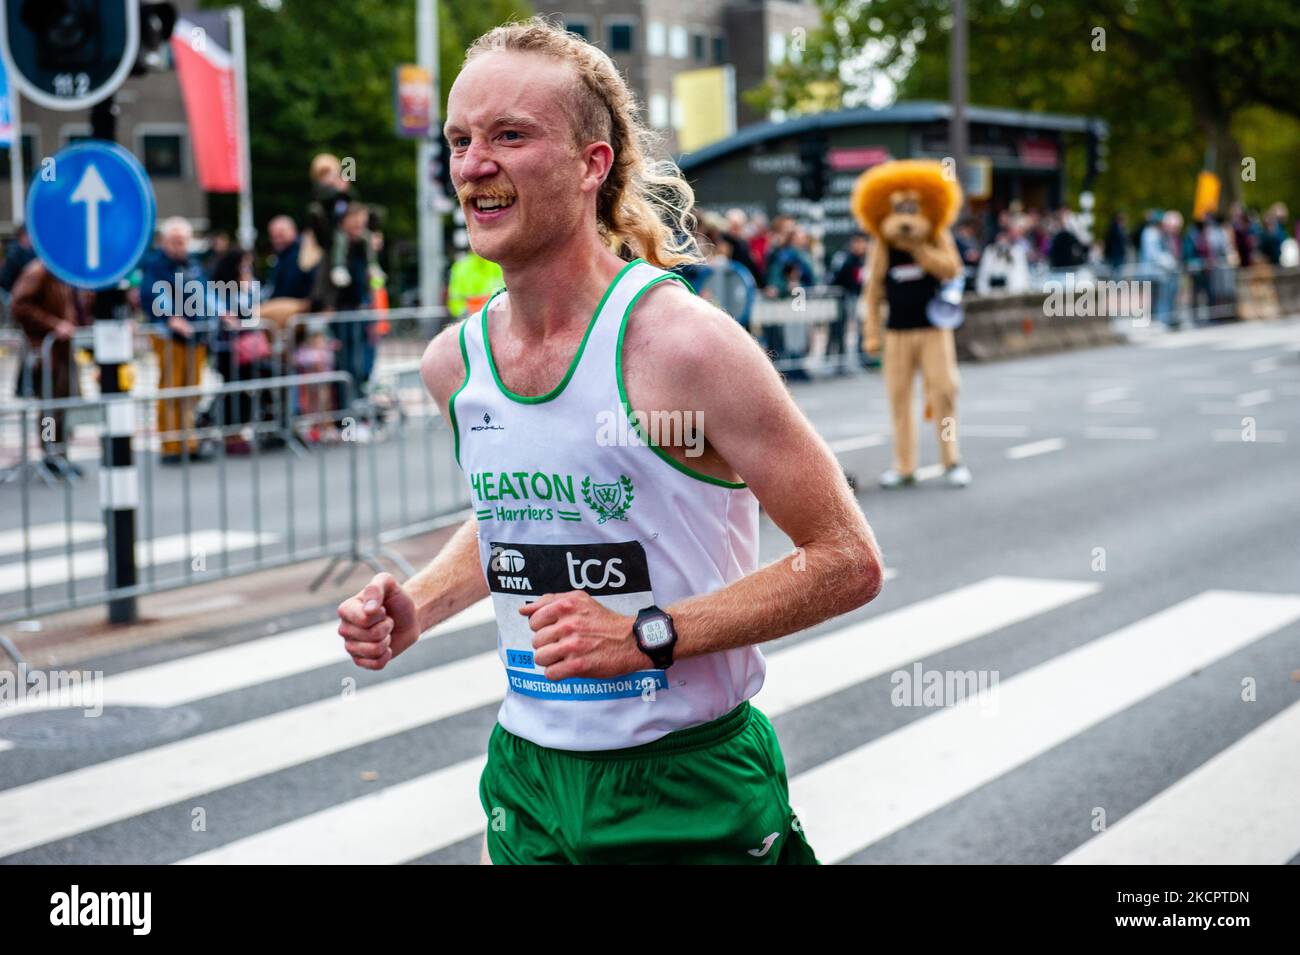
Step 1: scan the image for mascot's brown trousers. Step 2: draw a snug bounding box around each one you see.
[883,326,961,475]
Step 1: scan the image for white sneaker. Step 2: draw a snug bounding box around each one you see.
[944,463,972,487]
[879,469,917,489]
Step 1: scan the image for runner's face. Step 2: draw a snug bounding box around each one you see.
[445,52,590,266]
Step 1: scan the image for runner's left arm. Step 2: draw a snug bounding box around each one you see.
[657,293,886,662]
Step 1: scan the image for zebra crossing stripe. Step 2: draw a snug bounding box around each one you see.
[0,598,498,718]
[1056,698,1300,865]
[177,757,489,865]
[0,522,104,558]
[0,652,504,858]
[788,590,1300,864]
[167,577,1097,865]
[754,577,1098,716]
[9,583,1297,864]
[0,530,275,595]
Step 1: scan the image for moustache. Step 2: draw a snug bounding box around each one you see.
[458,184,517,203]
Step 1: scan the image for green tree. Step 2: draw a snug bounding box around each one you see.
[202,0,532,254]
[751,0,1300,219]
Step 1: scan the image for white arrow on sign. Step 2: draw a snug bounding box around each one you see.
[70,164,113,271]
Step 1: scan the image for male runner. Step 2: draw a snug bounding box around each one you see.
[336,17,884,865]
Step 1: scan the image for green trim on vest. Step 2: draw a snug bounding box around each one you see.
[616,273,748,489]
[482,257,644,404]
[448,318,472,468]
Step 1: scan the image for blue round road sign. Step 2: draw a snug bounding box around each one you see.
[26,141,157,291]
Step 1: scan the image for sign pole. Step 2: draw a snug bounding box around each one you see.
[28,141,156,626]
[95,264,139,625]
[416,0,443,327]
[229,6,255,250]
[949,0,968,216]
[90,103,139,625]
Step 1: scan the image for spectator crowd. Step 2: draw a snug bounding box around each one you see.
[1,152,391,474]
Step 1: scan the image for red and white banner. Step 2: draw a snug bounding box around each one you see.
[171,14,242,193]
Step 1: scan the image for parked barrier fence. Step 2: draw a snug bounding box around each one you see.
[0,301,471,625]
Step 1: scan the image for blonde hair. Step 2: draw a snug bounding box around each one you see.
[465,16,702,268]
[309,153,341,182]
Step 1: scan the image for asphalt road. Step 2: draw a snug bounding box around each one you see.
[1,317,1297,864]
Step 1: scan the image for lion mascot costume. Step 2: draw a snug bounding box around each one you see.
[851,159,971,488]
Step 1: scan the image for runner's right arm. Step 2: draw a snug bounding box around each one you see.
[336,322,489,669]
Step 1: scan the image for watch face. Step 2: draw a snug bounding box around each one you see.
[639,617,671,649]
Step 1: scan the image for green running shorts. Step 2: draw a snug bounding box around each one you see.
[479,700,819,864]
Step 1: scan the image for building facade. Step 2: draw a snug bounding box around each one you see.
[536,0,821,153]
[678,102,1104,262]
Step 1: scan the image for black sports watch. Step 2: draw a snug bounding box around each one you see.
[633,605,676,670]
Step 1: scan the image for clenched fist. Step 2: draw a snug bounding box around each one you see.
[337,572,420,670]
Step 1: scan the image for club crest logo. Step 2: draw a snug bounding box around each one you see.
[582,474,635,523]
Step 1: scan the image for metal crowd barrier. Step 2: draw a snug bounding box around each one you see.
[747,285,857,376]
[977,260,1252,326]
[0,372,381,625]
[0,303,473,625]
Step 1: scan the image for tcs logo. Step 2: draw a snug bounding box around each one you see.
[565,552,626,590]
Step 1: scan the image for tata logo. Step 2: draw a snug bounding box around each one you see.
[470,412,505,432]
[491,547,531,589]
[566,552,626,590]
[491,548,525,573]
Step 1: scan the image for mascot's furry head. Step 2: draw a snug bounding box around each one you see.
[850,159,963,247]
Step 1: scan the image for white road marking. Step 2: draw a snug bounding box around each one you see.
[171,577,1097,864]
[1211,429,1285,443]
[964,398,1035,413]
[1087,402,1144,414]
[0,598,499,718]
[1180,381,1235,395]
[1085,386,1130,405]
[789,590,1300,864]
[1057,699,1300,865]
[1084,426,1157,440]
[0,531,277,595]
[958,424,1030,438]
[0,650,506,858]
[1006,438,1066,460]
[1236,389,1274,407]
[828,434,886,453]
[0,523,104,558]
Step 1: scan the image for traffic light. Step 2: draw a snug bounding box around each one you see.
[132,2,176,75]
[799,133,829,203]
[20,0,101,73]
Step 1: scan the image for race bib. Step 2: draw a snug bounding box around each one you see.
[485,539,667,701]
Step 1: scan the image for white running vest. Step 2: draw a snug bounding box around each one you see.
[450,258,767,751]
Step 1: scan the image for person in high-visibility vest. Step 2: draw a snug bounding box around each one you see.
[447,250,504,319]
